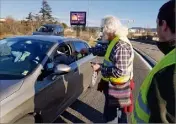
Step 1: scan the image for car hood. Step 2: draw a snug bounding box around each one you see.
[0,80,24,101]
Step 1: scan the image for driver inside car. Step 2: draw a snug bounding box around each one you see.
[40,46,77,80]
[54,49,77,65]
[39,48,77,80]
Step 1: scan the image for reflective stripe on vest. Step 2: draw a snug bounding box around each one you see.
[132,48,176,123]
[102,36,133,83]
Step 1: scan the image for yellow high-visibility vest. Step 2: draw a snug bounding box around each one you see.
[101,36,134,84]
[131,48,176,123]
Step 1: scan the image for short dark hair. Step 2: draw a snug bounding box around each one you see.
[157,0,175,33]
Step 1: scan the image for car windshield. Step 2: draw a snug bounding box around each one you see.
[0,38,54,79]
[38,25,54,32]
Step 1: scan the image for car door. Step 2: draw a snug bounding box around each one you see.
[55,41,82,104]
[33,49,66,122]
[72,41,96,92]
[36,41,80,122]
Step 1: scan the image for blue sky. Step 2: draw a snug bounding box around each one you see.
[1,0,167,28]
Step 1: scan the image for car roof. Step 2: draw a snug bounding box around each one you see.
[43,24,63,28]
[5,35,87,44]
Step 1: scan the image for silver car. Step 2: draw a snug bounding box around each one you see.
[0,35,98,123]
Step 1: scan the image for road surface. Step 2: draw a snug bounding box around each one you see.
[131,40,164,62]
[55,41,163,123]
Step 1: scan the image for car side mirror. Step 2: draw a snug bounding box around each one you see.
[54,64,71,74]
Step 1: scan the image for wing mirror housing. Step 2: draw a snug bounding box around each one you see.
[54,64,71,74]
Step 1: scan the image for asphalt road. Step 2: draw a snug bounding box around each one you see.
[131,40,164,62]
[55,41,163,123]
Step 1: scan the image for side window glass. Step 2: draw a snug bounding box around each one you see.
[57,27,64,35]
[55,27,58,33]
[84,43,91,55]
[47,26,53,32]
[73,42,87,60]
[84,43,90,48]
[54,27,60,35]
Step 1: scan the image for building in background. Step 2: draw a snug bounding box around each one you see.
[150,28,157,35]
[128,27,146,33]
[128,27,158,40]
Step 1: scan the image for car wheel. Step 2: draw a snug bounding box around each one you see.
[89,71,98,88]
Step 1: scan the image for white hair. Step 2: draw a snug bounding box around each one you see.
[101,16,129,38]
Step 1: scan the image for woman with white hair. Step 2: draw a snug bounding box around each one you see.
[81,16,134,123]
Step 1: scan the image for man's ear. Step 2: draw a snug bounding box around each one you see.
[161,20,168,32]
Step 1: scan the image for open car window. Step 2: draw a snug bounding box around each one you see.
[57,43,72,56]
[53,43,76,65]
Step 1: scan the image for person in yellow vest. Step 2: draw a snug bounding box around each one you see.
[81,16,134,123]
[132,0,176,123]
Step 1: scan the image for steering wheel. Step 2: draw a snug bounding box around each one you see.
[65,50,70,56]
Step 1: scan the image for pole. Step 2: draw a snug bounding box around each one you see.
[76,25,80,37]
[76,25,78,37]
[88,0,90,39]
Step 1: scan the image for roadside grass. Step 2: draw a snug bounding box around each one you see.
[0,32,26,39]
[0,31,98,48]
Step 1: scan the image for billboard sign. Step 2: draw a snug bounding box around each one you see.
[70,11,86,26]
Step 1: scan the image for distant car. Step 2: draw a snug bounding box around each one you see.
[32,24,64,36]
[0,35,99,123]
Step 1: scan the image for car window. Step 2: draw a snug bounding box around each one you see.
[73,42,88,60]
[48,26,54,32]
[84,43,90,49]
[56,27,61,32]
[53,43,76,65]
[0,38,53,79]
[38,25,53,32]
[38,26,45,32]
[54,27,60,35]
[55,26,64,35]
[57,43,71,56]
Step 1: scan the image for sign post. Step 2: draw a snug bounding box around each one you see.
[70,11,86,38]
[76,25,81,37]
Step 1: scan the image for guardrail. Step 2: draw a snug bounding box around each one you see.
[129,39,157,44]
[134,48,157,67]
